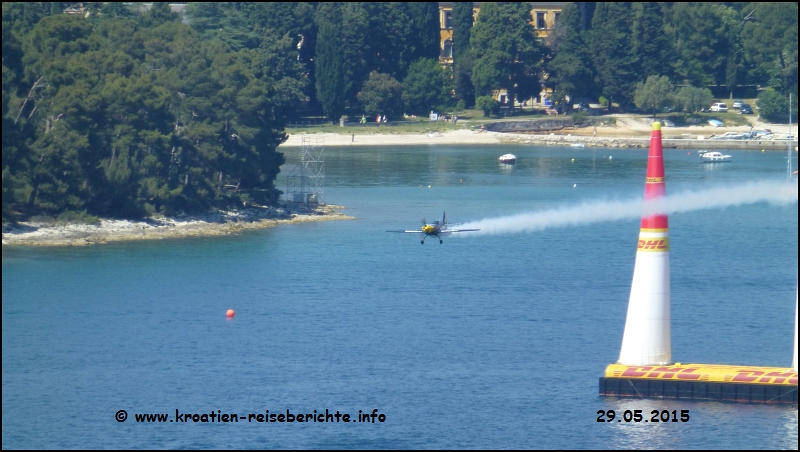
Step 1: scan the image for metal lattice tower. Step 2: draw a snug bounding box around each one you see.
[285,136,324,205]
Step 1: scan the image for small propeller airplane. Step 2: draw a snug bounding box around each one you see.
[387,212,480,244]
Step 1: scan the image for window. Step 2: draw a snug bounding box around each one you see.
[443,10,452,29]
[536,12,546,29]
[441,40,453,58]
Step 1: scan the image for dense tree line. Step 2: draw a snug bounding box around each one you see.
[2,3,291,221]
[544,2,797,110]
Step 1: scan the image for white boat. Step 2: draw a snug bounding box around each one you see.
[700,151,732,162]
[499,154,516,163]
[570,143,586,148]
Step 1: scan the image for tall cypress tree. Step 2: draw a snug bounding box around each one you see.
[409,2,440,62]
[547,2,595,103]
[630,2,673,81]
[590,2,637,105]
[452,2,475,106]
[314,4,346,122]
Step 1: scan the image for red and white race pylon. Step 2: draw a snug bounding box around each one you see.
[618,122,671,366]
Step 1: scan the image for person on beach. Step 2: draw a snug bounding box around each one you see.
[376,114,380,123]
[593,126,597,137]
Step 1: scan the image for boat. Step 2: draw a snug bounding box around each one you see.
[700,151,732,162]
[570,143,586,148]
[708,119,724,127]
[499,154,516,163]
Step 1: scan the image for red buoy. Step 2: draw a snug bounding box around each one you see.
[226,309,235,318]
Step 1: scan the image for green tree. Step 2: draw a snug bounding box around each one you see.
[547,2,595,103]
[668,3,735,87]
[590,2,636,105]
[402,58,453,115]
[186,2,258,51]
[408,3,441,63]
[675,86,714,113]
[630,2,673,81]
[314,3,347,122]
[140,2,178,28]
[470,2,543,108]
[634,75,673,116]
[475,95,499,117]
[741,2,798,97]
[452,2,475,106]
[757,90,796,123]
[357,71,403,119]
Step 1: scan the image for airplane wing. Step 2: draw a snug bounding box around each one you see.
[386,230,425,233]
[440,229,480,233]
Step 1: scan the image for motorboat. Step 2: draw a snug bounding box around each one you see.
[708,119,723,127]
[700,151,731,162]
[570,142,586,148]
[499,154,517,163]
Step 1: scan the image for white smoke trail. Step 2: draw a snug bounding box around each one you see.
[459,180,798,236]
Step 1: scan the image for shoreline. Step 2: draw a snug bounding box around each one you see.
[279,119,797,150]
[2,204,354,247]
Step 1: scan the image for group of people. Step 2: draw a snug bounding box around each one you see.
[359,115,388,124]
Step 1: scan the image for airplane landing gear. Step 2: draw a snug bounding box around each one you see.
[420,240,424,245]
[439,239,443,244]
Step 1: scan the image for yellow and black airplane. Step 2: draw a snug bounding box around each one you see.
[387,212,480,244]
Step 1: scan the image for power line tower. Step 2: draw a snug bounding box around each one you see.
[285,136,325,205]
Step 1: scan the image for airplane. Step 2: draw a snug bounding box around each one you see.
[386,212,480,244]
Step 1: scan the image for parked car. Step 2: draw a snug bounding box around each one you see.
[710,102,728,112]
[731,100,744,109]
[739,104,753,114]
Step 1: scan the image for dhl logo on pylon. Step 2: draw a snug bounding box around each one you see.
[637,238,669,251]
[606,364,798,385]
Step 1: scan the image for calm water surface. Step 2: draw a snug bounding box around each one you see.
[3,145,797,449]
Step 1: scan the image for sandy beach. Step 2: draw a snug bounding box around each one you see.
[279,114,797,149]
[2,204,354,247]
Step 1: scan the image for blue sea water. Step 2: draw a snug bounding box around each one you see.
[2,144,797,449]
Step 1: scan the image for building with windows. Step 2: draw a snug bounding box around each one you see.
[438,2,566,105]
[439,2,565,64]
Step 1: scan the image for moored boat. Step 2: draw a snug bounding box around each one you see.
[700,151,732,162]
[499,154,517,163]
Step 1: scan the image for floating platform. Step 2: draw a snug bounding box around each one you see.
[600,363,798,404]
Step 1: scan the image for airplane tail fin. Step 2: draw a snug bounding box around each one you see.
[443,212,446,225]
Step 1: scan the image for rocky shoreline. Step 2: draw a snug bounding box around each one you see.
[2,204,354,247]
[495,132,796,150]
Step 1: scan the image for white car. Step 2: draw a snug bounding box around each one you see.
[710,102,728,112]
